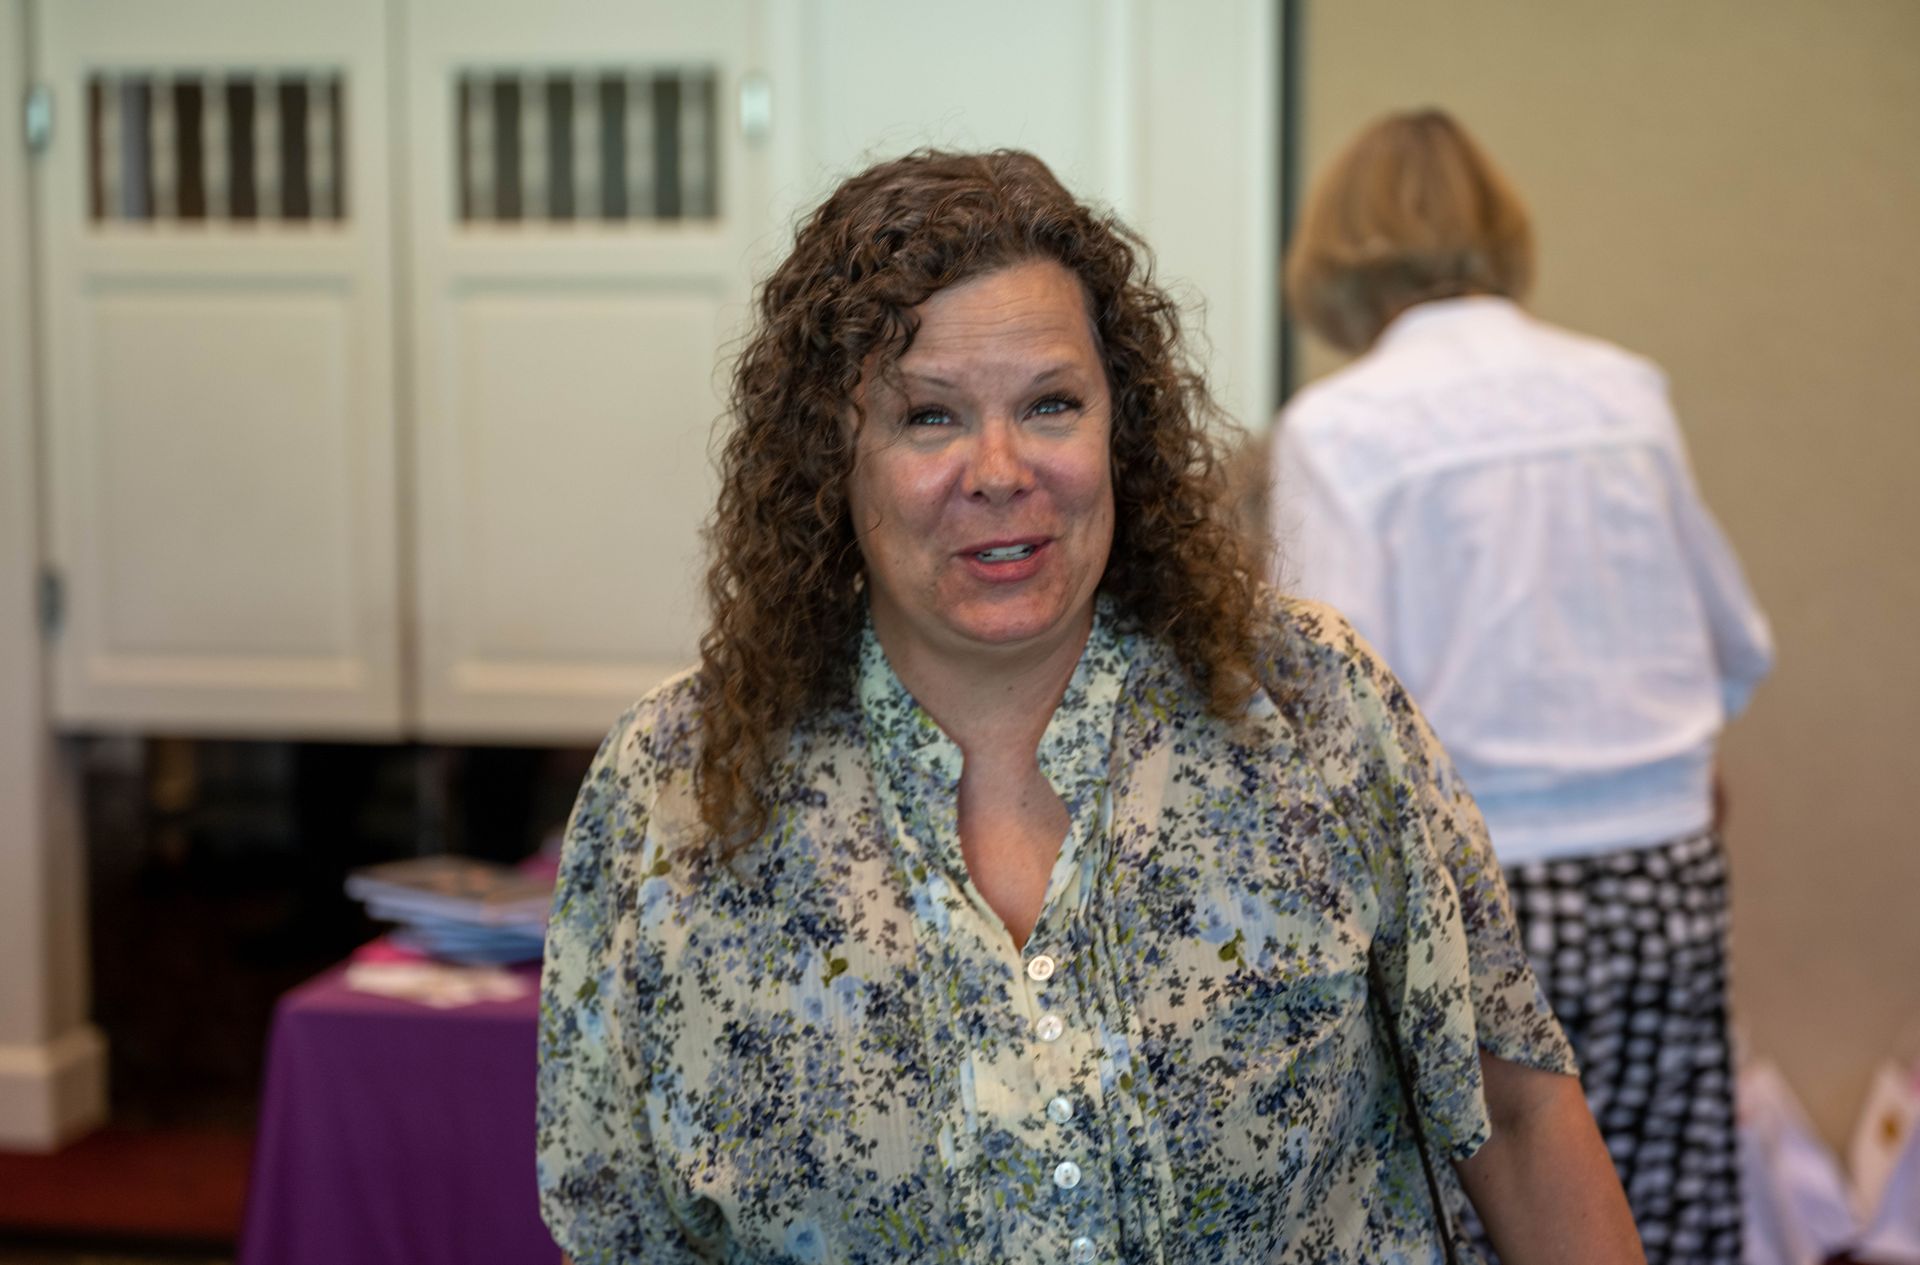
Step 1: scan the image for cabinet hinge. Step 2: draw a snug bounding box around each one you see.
[738,73,771,144]
[38,567,63,639]
[23,83,52,155]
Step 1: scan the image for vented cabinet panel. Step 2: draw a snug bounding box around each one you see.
[37,0,402,735]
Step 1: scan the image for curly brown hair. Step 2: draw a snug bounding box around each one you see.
[698,149,1259,852]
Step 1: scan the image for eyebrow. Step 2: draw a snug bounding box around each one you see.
[899,364,1083,392]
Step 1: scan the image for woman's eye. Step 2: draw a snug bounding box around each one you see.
[1032,395,1082,418]
[905,406,953,428]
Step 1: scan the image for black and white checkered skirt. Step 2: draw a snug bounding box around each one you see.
[1499,830,1742,1265]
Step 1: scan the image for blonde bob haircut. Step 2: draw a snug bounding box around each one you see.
[1285,109,1534,354]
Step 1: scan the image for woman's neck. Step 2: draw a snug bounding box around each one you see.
[873,612,1093,762]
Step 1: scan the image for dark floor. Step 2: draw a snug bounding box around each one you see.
[0,1243,228,1265]
[0,735,589,1256]
[0,1253,224,1264]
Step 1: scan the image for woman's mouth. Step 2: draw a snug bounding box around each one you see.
[974,544,1037,562]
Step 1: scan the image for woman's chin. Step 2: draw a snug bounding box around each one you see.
[939,600,1092,657]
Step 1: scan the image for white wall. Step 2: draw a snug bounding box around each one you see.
[0,0,108,1149]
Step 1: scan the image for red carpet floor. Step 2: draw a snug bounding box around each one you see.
[0,1128,252,1244]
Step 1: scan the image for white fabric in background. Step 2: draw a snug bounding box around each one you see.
[1740,1061,1860,1265]
[1854,1063,1920,1263]
[1854,1063,1920,1223]
[1271,297,1773,864]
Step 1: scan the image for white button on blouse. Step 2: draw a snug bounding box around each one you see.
[1070,1236,1097,1263]
[1047,1096,1074,1124]
[1034,1013,1065,1043]
[1026,954,1057,982]
[1052,1160,1082,1190]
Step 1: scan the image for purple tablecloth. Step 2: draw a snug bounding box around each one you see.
[238,964,556,1265]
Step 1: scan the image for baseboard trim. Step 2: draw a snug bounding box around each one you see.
[0,1025,108,1150]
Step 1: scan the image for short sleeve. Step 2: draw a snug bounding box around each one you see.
[1364,625,1580,1078]
[537,704,711,1264]
[1264,596,1576,1159]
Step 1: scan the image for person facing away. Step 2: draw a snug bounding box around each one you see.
[1271,108,1773,1265]
[538,146,1644,1264]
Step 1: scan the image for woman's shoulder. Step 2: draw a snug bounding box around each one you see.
[557,670,708,898]
[1524,312,1669,386]
[1246,587,1434,763]
[583,664,857,855]
[1250,587,1394,703]
[596,666,707,779]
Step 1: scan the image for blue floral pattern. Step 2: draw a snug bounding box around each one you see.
[538,594,1573,1263]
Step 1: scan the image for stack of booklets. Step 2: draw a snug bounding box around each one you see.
[345,856,554,965]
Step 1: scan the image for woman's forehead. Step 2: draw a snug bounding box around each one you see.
[890,262,1102,382]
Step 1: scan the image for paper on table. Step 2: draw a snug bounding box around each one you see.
[343,960,532,1009]
[345,856,554,928]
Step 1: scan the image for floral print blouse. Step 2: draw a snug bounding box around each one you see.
[537,595,1574,1264]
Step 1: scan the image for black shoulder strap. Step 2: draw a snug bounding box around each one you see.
[1369,956,1464,1265]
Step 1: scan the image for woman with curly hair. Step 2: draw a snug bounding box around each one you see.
[538,149,1640,1264]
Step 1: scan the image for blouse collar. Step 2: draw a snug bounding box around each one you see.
[1373,293,1527,352]
[856,598,1133,888]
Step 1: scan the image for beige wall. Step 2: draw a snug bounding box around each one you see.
[1292,0,1920,1147]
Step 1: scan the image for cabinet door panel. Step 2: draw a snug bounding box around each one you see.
[405,0,768,741]
[437,285,720,707]
[38,0,401,735]
[88,286,357,661]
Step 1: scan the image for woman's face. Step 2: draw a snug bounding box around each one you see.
[848,258,1115,673]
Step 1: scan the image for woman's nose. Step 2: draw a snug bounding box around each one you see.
[964,418,1033,503]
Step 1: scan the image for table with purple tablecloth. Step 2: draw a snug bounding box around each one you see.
[238,963,556,1265]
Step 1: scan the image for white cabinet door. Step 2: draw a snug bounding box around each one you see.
[403,0,770,742]
[766,0,1278,433]
[36,1,403,736]
[29,0,1271,745]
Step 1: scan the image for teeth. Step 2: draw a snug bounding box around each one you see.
[976,544,1035,562]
